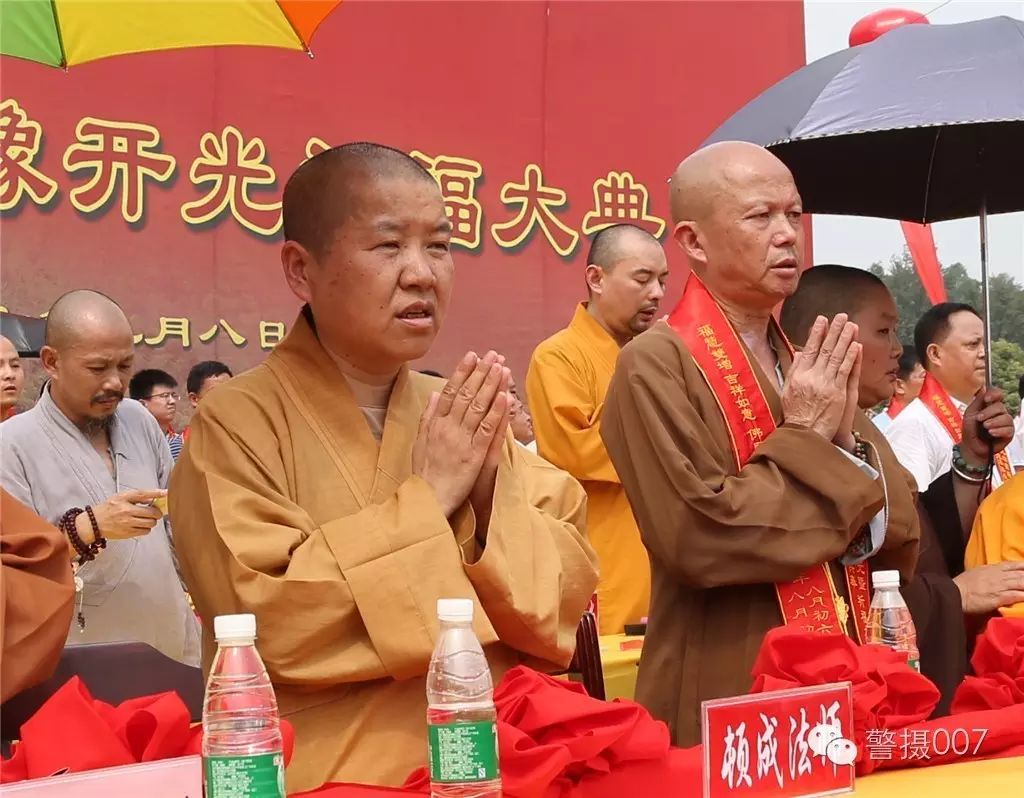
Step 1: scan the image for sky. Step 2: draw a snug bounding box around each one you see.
[803,0,1024,283]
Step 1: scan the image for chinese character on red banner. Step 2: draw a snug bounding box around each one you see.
[198,320,247,346]
[305,137,330,160]
[142,317,191,348]
[0,98,59,211]
[259,321,287,350]
[411,150,484,250]
[581,171,665,237]
[181,126,282,236]
[63,117,176,224]
[491,164,579,256]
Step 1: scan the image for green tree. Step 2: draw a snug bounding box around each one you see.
[870,249,1024,351]
[989,273,1024,349]
[869,252,928,345]
[992,339,1024,415]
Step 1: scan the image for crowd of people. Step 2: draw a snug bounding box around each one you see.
[1,140,1023,792]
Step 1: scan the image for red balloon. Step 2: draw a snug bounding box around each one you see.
[849,8,929,48]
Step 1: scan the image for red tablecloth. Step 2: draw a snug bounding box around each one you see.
[5,619,1024,797]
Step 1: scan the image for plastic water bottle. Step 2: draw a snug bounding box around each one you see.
[202,614,285,798]
[866,570,920,672]
[426,599,502,798]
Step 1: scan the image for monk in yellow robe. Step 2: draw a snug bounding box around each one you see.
[170,143,598,792]
[527,224,668,634]
[1,489,76,703]
[601,143,920,747]
[966,473,1024,617]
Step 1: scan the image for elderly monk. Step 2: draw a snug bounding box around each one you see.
[1,291,198,665]
[170,142,598,791]
[966,473,1024,617]
[600,142,920,747]
[781,264,1024,712]
[527,224,668,634]
[0,489,76,702]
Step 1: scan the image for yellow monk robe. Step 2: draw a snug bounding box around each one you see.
[527,302,650,635]
[965,472,1024,617]
[170,312,598,793]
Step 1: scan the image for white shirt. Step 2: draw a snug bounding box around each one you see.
[837,448,886,563]
[516,439,538,455]
[885,395,1010,491]
[1008,415,1024,468]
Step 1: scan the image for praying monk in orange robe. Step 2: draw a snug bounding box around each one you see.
[170,143,598,792]
[1,489,76,703]
[601,142,920,747]
[527,224,669,634]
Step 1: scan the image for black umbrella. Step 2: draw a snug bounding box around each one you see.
[703,15,1024,380]
[0,312,46,357]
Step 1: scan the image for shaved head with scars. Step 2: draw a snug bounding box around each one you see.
[670,141,804,313]
[41,290,135,432]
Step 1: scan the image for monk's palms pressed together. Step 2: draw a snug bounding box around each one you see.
[781,313,862,450]
[412,349,512,526]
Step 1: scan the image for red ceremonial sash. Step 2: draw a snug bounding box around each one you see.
[886,396,907,419]
[667,274,870,642]
[918,374,1014,483]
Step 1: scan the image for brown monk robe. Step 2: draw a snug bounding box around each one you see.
[1,489,76,703]
[601,143,920,748]
[171,143,598,792]
[780,264,1023,715]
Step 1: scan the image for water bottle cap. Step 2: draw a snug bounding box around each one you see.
[871,570,900,589]
[437,598,474,622]
[214,613,257,641]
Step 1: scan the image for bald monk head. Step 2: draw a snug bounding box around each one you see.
[280,142,452,378]
[0,335,25,419]
[670,141,803,312]
[780,264,903,409]
[584,224,669,345]
[40,290,135,431]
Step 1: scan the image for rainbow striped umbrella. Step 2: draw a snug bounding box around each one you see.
[0,0,341,69]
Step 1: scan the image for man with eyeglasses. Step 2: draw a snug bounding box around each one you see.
[130,369,185,461]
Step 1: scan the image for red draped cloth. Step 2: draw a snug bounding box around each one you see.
[301,668,699,798]
[0,676,294,782]
[5,620,1024,794]
[748,620,1024,776]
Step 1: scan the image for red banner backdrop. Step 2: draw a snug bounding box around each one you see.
[0,0,806,384]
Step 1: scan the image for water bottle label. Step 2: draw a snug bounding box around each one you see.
[204,753,285,798]
[427,720,500,783]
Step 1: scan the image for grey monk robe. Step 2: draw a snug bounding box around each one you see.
[0,389,200,666]
[601,321,919,747]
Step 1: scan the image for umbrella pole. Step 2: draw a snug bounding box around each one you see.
[979,200,993,386]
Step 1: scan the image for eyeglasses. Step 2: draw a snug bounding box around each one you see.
[147,391,179,401]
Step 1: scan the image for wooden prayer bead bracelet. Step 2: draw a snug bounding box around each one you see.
[59,507,107,566]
